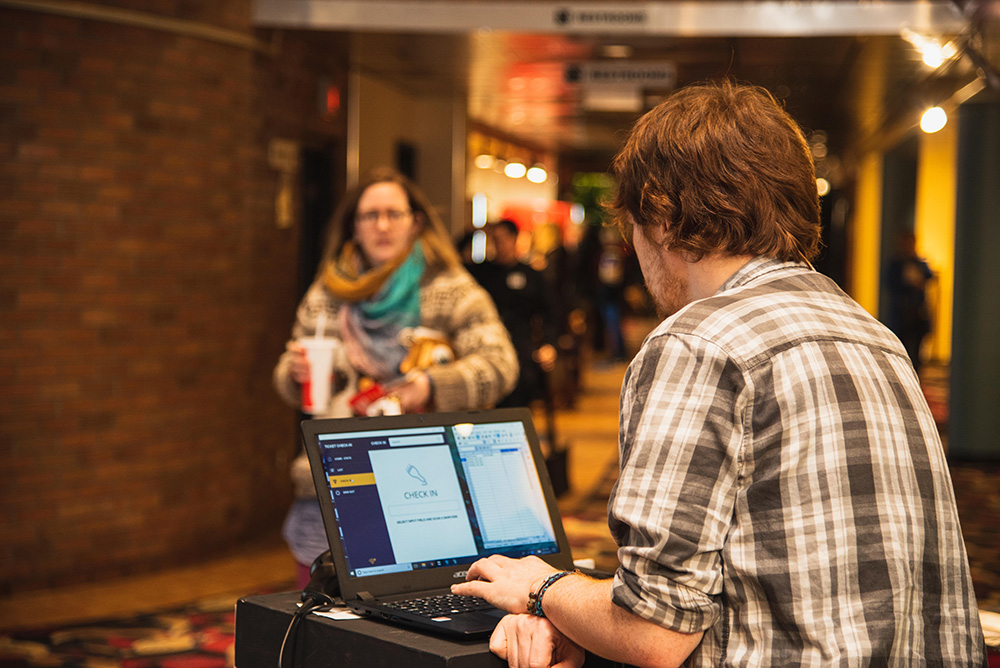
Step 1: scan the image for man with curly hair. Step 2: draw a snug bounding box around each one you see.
[454,81,985,668]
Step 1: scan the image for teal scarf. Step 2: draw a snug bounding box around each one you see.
[339,243,424,380]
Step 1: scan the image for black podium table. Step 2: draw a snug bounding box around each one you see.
[235,591,617,668]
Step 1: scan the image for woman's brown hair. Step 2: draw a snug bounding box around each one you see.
[611,80,822,263]
[321,167,462,273]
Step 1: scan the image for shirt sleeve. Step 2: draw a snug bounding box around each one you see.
[609,331,747,633]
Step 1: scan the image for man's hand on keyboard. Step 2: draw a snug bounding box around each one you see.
[451,554,558,614]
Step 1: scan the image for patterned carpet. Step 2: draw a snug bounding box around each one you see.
[921,363,1000,613]
[951,460,1000,613]
[0,593,249,668]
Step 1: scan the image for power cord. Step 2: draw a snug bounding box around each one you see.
[277,593,331,668]
[277,551,340,668]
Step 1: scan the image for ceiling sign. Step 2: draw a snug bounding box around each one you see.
[550,6,650,31]
[254,1,966,37]
[566,62,676,88]
[567,62,677,112]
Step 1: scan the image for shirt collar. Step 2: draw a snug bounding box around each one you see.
[716,256,811,295]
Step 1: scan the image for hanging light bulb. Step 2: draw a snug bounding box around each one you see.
[474,135,495,170]
[526,163,547,183]
[475,153,495,169]
[900,28,958,70]
[921,39,957,68]
[920,106,947,133]
[504,159,527,179]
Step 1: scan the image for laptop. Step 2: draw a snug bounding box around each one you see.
[300,407,576,637]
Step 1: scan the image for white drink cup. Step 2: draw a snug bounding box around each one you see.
[299,338,338,414]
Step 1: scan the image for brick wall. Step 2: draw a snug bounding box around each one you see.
[0,4,347,593]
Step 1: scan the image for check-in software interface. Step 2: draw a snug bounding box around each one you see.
[316,421,558,578]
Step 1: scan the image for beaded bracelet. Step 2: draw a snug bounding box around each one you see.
[526,570,580,618]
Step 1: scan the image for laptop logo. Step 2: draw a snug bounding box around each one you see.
[453,570,468,579]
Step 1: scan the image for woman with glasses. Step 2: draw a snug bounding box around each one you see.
[273,167,519,585]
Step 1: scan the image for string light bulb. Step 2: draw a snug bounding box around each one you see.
[921,39,957,68]
[504,159,527,179]
[473,135,496,169]
[920,106,947,133]
[526,164,548,183]
[900,28,958,70]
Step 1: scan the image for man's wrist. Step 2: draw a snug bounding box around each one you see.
[526,570,580,618]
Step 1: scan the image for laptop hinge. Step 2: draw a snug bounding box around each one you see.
[357,591,375,602]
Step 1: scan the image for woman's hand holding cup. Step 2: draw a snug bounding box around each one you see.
[286,341,310,384]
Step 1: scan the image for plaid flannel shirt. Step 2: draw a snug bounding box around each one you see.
[609,257,985,667]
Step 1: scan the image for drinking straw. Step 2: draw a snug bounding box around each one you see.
[315,311,327,339]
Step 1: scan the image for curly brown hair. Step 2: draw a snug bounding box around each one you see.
[610,80,822,263]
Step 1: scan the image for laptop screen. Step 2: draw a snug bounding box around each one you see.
[312,418,560,581]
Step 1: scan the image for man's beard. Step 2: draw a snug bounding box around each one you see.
[648,271,689,319]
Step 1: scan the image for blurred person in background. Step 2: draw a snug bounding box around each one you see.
[273,167,517,586]
[474,219,558,408]
[576,222,630,363]
[531,222,584,408]
[885,231,934,375]
[594,225,629,363]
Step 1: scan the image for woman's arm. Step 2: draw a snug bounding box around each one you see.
[273,340,308,408]
[273,281,344,410]
[421,268,519,410]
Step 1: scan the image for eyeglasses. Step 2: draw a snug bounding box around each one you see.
[355,209,413,226]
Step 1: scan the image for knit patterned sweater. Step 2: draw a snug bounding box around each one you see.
[273,264,518,415]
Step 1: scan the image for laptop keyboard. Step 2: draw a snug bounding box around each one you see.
[383,593,494,617]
